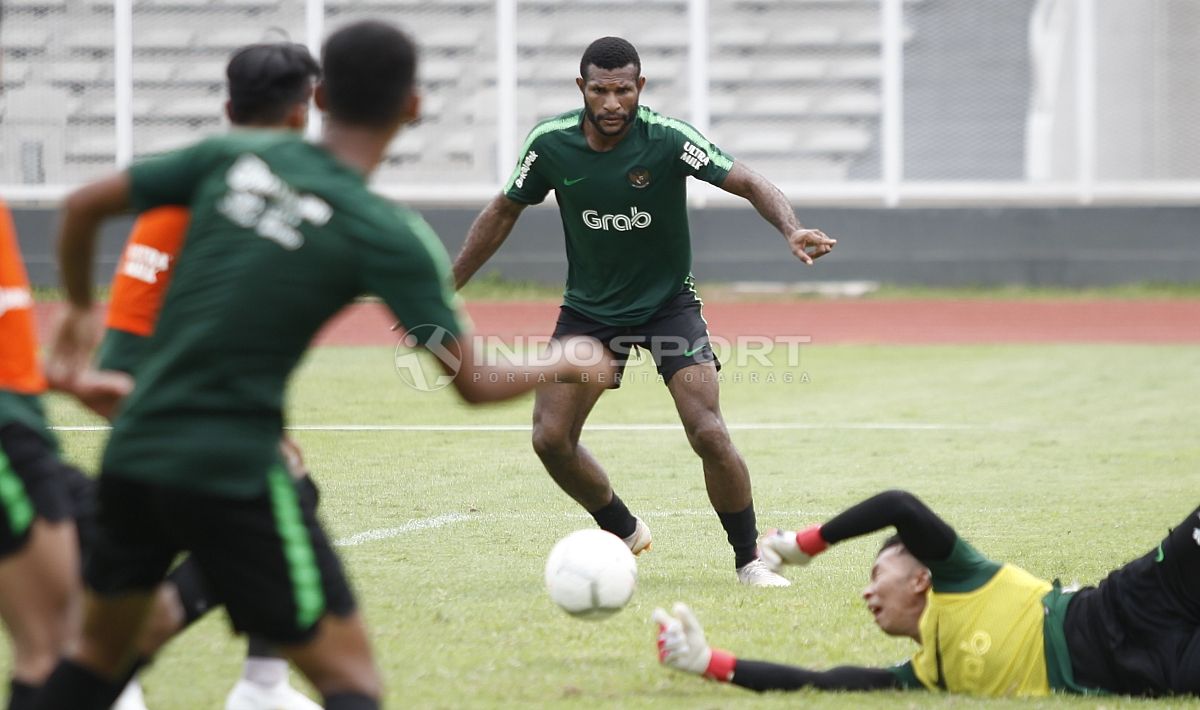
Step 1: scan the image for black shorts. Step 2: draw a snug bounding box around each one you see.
[1063,506,1200,696]
[0,423,95,559]
[551,286,720,388]
[85,469,353,645]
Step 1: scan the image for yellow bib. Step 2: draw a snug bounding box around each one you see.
[912,564,1052,696]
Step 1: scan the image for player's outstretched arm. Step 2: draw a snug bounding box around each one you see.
[654,604,903,692]
[718,161,836,265]
[434,332,613,404]
[760,490,959,569]
[452,193,527,290]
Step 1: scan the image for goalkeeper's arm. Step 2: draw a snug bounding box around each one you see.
[761,489,958,567]
[730,660,903,692]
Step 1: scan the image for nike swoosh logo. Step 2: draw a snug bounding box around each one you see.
[1155,542,1165,563]
[683,346,703,357]
[563,177,587,186]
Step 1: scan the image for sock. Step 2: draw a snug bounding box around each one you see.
[31,660,120,710]
[241,655,288,688]
[717,504,759,569]
[8,679,37,710]
[589,493,637,539]
[94,658,148,709]
[165,557,218,627]
[324,691,378,710]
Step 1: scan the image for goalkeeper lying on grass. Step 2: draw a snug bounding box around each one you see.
[654,490,1200,697]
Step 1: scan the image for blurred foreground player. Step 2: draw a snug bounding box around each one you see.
[95,41,324,710]
[36,20,607,710]
[655,490,1200,697]
[0,200,129,710]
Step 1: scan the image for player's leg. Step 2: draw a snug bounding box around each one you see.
[648,288,784,585]
[0,424,86,709]
[532,309,647,549]
[181,465,373,707]
[0,520,80,710]
[32,476,177,710]
[1157,504,1200,623]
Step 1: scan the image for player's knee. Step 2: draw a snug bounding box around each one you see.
[532,424,574,461]
[684,420,732,459]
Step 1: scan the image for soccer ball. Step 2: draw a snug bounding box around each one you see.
[544,529,637,620]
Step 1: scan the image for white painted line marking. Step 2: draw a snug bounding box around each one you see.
[335,512,475,547]
[49,422,986,433]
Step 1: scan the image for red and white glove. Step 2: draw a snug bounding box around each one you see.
[758,525,829,572]
[652,603,736,682]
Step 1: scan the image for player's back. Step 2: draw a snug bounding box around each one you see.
[105,131,463,497]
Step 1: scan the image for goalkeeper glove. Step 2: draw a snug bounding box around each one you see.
[652,603,736,682]
[758,524,829,571]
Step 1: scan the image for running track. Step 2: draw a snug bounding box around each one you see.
[33,300,1200,346]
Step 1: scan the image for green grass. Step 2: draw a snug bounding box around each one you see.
[31,344,1200,708]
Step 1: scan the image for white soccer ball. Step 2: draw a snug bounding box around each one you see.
[544,529,637,620]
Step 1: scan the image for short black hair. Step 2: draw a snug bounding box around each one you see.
[321,21,418,129]
[580,36,641,80]
[226,42,320,126]
[879,534,904,555]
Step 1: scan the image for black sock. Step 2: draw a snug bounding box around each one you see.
[166,556,218,627]
[589,493,637,539]
[324,691,378,710]
[246,635,283,660]
[94,658,149,709]
[717,504,759,569]
[31,660,120,710]
[8,679,37,710]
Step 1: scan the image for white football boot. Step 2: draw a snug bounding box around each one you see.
[112,678,149,710]
[622,517,653,555]
[736,558,791,587]
[224,678,323,710]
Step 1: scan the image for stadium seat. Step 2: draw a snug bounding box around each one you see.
[724,129,798,155]
[1,62,33,88]
[45,61,110,88]
[66,28,114,54]
[154,96,222,123]
[4,29,52,54]
[174,60,228,86]
[200,26,273,51]
[132,62,178,85]
[134,27,196,52]
[800,126,872,154]
[5,0,67,10]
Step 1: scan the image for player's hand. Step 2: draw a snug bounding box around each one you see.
[653,603,738,682]
[787,228,836,265]
[279,436,309,480]
[45,304,101,392]
[758,525,826,571]
[50,369,133,421]
[653,603,712,675]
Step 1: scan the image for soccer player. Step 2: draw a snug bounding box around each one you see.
[654,489,1200,697]
[452,36,836,587]
[95,42,324,710]
[1,198,137,710]
[34,20,606,710]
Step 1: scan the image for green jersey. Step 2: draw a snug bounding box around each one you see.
[503,106,734,325]
[104,131,467,497]
[0,393,54,447]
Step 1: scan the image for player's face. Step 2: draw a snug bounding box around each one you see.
[577,64,645,137]
[863,546,929,639]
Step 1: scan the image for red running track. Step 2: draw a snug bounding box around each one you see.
[33,300,1200,346]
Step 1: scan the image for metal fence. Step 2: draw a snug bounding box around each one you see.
[2,0,1198,206]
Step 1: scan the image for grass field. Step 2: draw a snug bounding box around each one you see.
[31,342,1200,708]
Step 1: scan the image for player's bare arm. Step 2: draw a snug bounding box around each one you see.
[452,194,528,289]
[48,173,135,411]
[719,161,836,265]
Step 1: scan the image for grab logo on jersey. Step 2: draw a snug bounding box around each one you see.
[581,207,652,232]
[0,287,32,318]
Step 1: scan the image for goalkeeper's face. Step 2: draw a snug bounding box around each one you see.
[863,546,930,640]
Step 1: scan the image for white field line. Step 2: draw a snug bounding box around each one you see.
[51,422,986,433]
[333,509,833,548]
[334,512,475,547]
